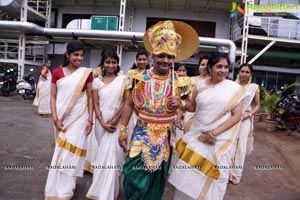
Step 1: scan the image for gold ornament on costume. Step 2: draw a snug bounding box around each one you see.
[146,123,169,146]
[144,20,199,61]
[147,21,181,58]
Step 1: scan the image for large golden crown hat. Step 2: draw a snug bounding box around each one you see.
[143,20,200,62]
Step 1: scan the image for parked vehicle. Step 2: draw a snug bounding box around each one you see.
[0,72,4,89]
[276,93,300,135]
[16,69,36,100]
[1,68,17,96]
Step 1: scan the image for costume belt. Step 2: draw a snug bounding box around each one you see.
[138,110,175,124]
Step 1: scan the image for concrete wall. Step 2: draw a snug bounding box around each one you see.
[132,8,229,39]
[56,6,120,28]
[55,6,229,37]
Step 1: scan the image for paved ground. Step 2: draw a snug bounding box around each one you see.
[1,93,300,200]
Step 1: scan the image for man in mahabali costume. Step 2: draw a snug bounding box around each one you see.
[118,20,199,200]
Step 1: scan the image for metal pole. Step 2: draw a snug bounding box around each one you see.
[18,0,28,81]
[117,0,126,65]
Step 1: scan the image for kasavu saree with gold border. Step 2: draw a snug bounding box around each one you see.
[169,79,245,200]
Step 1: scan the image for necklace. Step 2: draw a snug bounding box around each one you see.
[148,69,169,79]
[148,70,170,111]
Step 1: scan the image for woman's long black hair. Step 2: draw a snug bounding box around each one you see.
[100,50,121,76]
[238,63,254,73]
[62,40,85,67]
[198,55,210,66]
[207,52,230,74]
[130,51,150,70]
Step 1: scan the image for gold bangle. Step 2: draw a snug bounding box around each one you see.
[119,123,128,137]
[118,130,127,137]
[120,123,127,131]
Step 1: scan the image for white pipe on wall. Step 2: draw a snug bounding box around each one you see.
[0,21,236,64]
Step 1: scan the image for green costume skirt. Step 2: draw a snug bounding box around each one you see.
[123,153,172,200]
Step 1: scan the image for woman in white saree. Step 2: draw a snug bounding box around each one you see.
[229,63,260,184]
[168,52,245,200]
[86,50,126,200]
[126,51,150,137]
[44,41,94,200]
[33,59,52,115]
[182,55,210,134]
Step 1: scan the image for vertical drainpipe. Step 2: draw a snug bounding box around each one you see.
[44,0,52,62]
[117,0,126,65]
[18,0,28,81]
[45,0,52,28]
